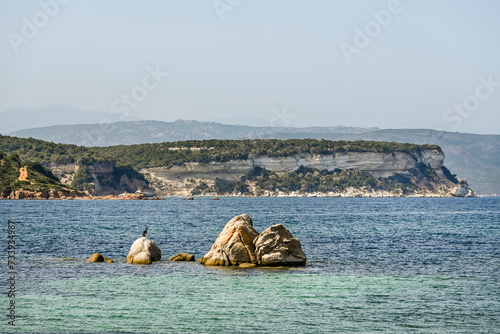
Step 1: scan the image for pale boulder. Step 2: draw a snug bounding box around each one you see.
[451,181,475,197]
[126,237,161,265]
[254,224,307,266]
[199,214,259,266]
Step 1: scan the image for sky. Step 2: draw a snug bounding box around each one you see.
[1,0,499,134]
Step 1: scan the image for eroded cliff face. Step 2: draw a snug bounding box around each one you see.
[46,162,151,196]
[144,149,455,196]
[148,150,444,179]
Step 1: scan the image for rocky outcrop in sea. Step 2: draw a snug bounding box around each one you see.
[254,224,307,266]
[200,214,307,267]
[127,237,162,265]
[451,181,475,197]
[199,214,259,266]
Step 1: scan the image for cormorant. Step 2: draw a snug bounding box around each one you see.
[142,227,148,237]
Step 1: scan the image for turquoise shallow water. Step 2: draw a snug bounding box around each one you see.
[1,198,499,333]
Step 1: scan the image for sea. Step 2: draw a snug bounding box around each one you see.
[1,197,499,334]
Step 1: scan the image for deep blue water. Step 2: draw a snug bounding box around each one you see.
[1,197,499,333]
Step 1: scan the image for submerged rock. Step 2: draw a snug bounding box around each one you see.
[127,237,161,265]
[254,224,307,266]
[168,253,195,261]
[199,214,259,266]
[86,253,104,262]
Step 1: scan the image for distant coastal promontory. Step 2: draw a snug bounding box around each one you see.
[0,135,473,199]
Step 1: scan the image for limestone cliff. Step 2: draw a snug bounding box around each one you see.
[47,162,152,196]
[143,149,459,197]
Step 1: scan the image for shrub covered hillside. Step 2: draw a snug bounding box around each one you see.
[94,139,442,169]
[1,135,455,196]
[0,135,148,195]
[189,164,457,196]
[0,134,111,164]
[0,151,79,197]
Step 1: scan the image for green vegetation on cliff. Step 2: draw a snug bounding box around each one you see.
[191,163,444,196]
[1,135,449,196]
[70,164,147,193]
[0,150,74,195]
[0,135,441,170]
[7,120,499,194]
[0,135,147,194]
[0,152,21,192]
[0,134,109,164]
[94,139,441,169]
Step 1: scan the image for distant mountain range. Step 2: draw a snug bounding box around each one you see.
[0,104,142,134]
[9,119,379,146]
[3,107,499,195]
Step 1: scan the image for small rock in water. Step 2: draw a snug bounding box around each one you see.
[168,253,196,261]
[86,253,105,263]
[127,237,162,265]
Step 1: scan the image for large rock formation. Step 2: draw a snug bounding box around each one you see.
[254,224,307,266]
[126,237,161,265]
[46,162,152,196]
[199,214,259,266]
[200,215,307,267]
[144,150,457,197]
[147,151,445,181]
[451,181,475,197]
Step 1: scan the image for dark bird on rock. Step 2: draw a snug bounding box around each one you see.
[142,227,148,237]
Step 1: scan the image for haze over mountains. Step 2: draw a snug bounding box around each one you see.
[2,105,499,194]
[9,120,380,146]
[0,104,142,134]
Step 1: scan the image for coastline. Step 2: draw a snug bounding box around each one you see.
[2,192,490,200]
[0,190,163,200]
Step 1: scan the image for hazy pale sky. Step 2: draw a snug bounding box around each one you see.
[1,0,499,133]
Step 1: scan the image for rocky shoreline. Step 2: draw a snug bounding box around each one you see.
[181,184,477,198]
[0,189,163,200]
[1,191,481,200]
[0,182,478,199]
